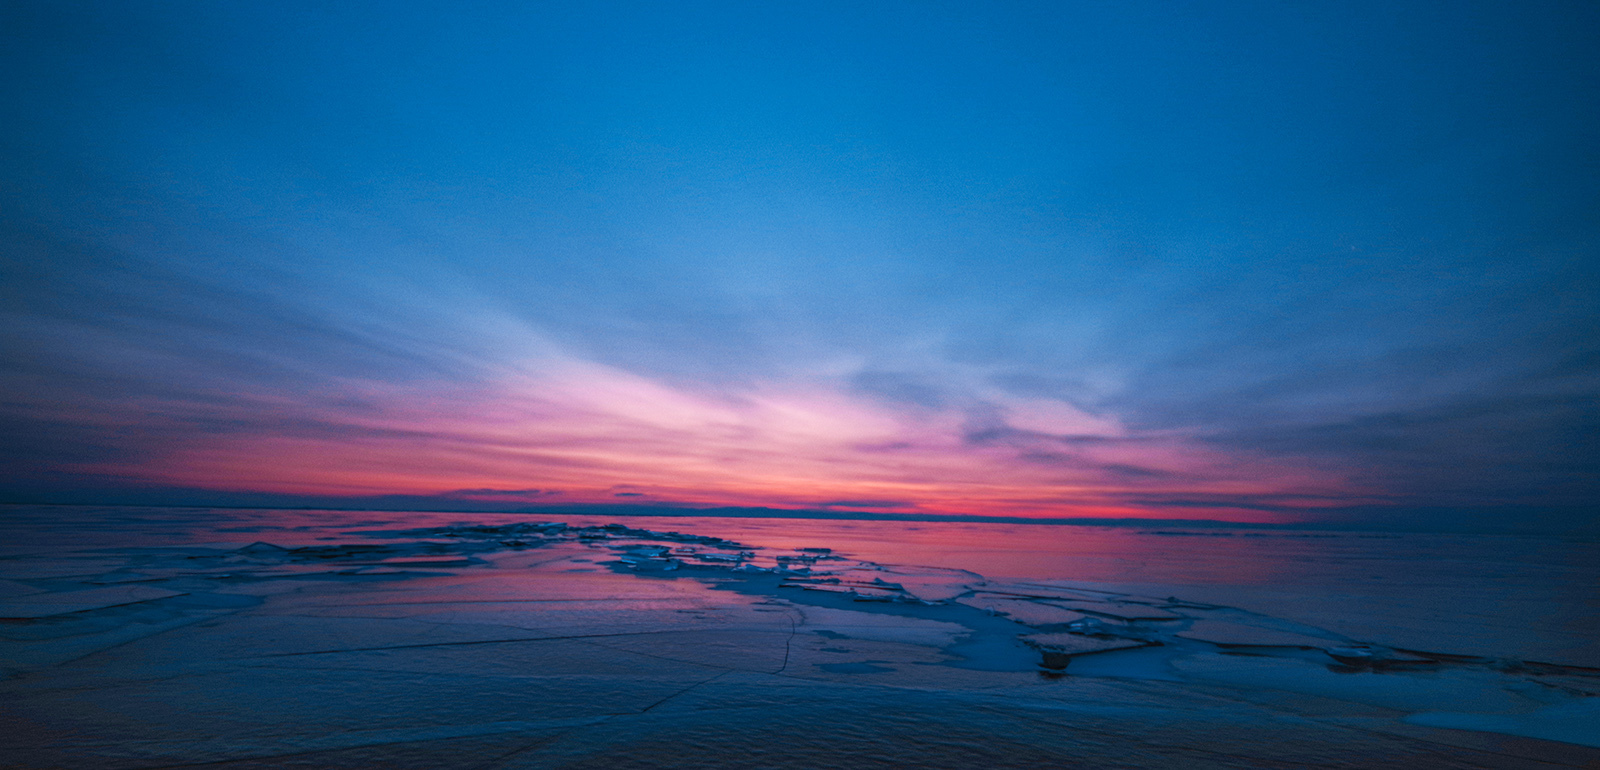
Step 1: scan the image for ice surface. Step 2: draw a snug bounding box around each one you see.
[1019,631,1151,653]
[1324,645,1439,669]
[817,660,895,673]
[974,581,1112,601]
[795,606,970,647]
[1019,632,1151,669]
[1170,652,1585,715]
[87,571,163,584]
[854,565,978,602]
[377,555,474,566]
[0,579,44,598]
[1176,619,1345,648]
[0,558,129,580]
[1407,697,1600,748]
[0,504,1596,768]
[1041,599,1182,620]
[781,581,905,601]
[1032,576,1600,669]
[0,585,186,618]
[953,594,1090,627]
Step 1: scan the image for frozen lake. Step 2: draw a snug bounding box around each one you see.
[1,504,1597,768]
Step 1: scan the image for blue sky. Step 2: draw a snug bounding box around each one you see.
[2,1,1597,530]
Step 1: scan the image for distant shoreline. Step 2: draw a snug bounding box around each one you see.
[3,499,1594,537]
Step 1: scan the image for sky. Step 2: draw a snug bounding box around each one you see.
[2,1,1597,531]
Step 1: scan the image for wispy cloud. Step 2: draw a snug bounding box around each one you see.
[1,282,1351,520]
[2,2,1596,528]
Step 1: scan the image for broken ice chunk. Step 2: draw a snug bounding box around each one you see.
[337,566,409,575]
[835,568,903,587]
[865,566,980,603]
[890,581,966,602]
[88,571,163,585]
[1177,619,1341,648]
[780,581,909,602]
[971,582,1110,602]
[378,555,473,567]
[818,661,896,674]
[1019,632,1152,669]
[844,586,905,601]
[1038,600,1181,621]
[618,553,681,571]
[1325,645,1376,664]
[288,544,394,562]
[782,582,855,595]
[953,594,1089,627]
[0,585,187,618]
[1326,645,1438,669]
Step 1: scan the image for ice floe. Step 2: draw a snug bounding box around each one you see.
[1175,619,1345,648]
[1019,632,1153,670]
[953,594,1090,626]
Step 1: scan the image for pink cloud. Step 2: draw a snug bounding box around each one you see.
[75,354,1371,522]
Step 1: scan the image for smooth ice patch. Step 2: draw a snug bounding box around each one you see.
[0,579,45,598]
[1176,619,1342,648]
[1406,697,1600,748]
[1171,652,1563,714]
[817,661,896,674]
[0,585,187,618]
[796,606,969,647]
[953,594,1088,626]
[1040,600,1180,621]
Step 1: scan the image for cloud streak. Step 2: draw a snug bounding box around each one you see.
[0,240,1356,521]
[63,336,1354,520]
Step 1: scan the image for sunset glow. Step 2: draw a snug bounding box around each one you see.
[90,345,1359,520]
[2,1,1594,531]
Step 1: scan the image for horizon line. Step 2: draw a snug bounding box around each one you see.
[3,498,1595,537]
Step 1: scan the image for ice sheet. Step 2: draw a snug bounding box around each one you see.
[0,579,45,598]
[1175,619,1345,648]
[952,594,1090,627]
[1041,599,1182,621]
[1019,632,1151,664]
[0,504,1595,768]
[1407,698,1600,749]
[795,606,970,647]
[0,585,187,618]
